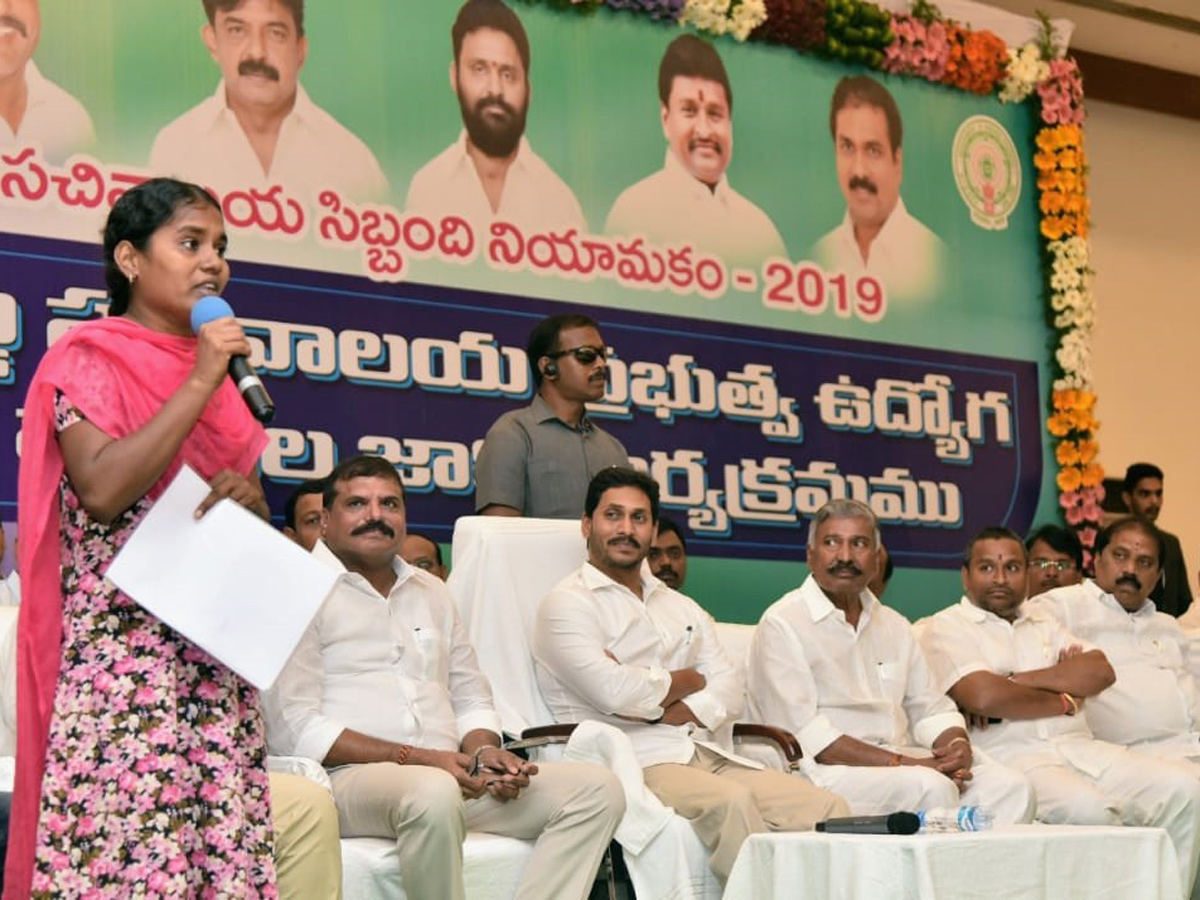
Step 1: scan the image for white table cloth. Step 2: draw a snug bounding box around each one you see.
[723,825,1182,900]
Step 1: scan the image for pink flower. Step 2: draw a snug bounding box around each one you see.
[160,783,183,804]
[1058,490,1081,509]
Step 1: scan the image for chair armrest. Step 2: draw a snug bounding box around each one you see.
[733,723,803,764]
[505,723,578,752]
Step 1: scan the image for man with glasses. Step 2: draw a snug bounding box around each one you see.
[474,313,628,518]
[1025,524,1083,598]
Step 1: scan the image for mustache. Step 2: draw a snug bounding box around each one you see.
[0,15,28,36]
[829,562,862,576]
[475,96,518,120]
[608,537,641,551]
[848,175,878,194]
[352,520,395,538]
[688,137,721,154]
[1116,573,1142,590]
[238,58,280,81]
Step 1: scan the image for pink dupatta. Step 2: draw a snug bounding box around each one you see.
[4,316,267,899]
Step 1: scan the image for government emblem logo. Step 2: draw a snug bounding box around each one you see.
[952,116,1021,231]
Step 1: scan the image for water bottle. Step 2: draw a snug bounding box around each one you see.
[917,806,994,833]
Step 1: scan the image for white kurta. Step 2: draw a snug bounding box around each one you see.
[812,197,944,301]
[0,61,94,162]
[605,150,787,269]
[1029,580,1200,758]
[748,577,1032,821]
[533,562,754,769]
[150,82,388,203]
[406,131,586,234]
[263,541,502,761]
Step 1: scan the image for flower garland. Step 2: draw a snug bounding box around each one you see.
[531,0,1100,558]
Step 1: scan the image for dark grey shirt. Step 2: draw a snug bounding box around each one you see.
[474,395,629,518]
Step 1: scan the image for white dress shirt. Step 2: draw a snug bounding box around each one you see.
[405,131,586,233]
[748,576,965,760]
[264,541,502,763]
[604,150,787,269]
[150,82,388,202]
[916,597,1127,777]
[533,562,749,768]
[1029,580,1200,756]
[0,571,18,606]
[0,61,94,162]
[812,197,945,300]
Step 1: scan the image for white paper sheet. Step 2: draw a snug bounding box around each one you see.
[107,465,337,689]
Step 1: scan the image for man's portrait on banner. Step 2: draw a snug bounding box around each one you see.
[0,0,94,161]
[404,0,586,234]
[812,75,945,301]
[150,0,388,202]
[604,34,787,270]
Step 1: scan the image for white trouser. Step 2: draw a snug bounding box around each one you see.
[803,750,1035,825]
[1021,750,1200,898]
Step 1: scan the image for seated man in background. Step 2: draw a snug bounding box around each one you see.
[648,514,688,590]
[266,454,624,900]
[747,500,1033,822]
[1025,524,1083,598]
[917,526,1200,898]
[400,530,448,581]
[867,544,892,599]
[282,478,326,551]
[534,467,847,883]
[1028,517,1200,760]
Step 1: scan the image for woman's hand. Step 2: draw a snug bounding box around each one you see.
[190,317,252,393]
[195,469,269,520]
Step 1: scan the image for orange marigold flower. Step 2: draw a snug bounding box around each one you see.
[1077,439,1099,464]
[1033,151,1057,172]
[1053,389,1080,411]
[1057,467,1083,492]
[1041,217,1065,240]
[1080,463,1105,488]
[1047,413,1074,436]
[1056,441,1081,466]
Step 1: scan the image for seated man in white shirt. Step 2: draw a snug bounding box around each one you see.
[534,467,847,883]
[151,0,387,202]
[266,454,624,900]
[1028,517,1200,760]
[747,500,1033,822]
[604,34,787,269]
[917,526,1200,897]
[405,0,585,234]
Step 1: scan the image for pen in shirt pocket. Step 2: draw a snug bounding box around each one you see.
[684,625,694,646]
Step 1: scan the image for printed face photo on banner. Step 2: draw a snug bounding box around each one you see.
[202,0,308,119]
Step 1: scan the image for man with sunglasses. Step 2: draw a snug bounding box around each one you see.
[1025,524,1084,598]
[475,313,629,518]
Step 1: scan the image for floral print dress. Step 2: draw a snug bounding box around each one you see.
[31,393,276,897]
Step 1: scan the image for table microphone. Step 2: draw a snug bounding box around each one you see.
[190,296,275,423]
[816,812,920,835]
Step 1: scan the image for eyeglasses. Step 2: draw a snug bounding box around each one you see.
[548,345,608,365]
[1030,558,1076,573]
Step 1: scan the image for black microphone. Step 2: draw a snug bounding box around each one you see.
[190,295,275,424]
[816,812,920,835]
